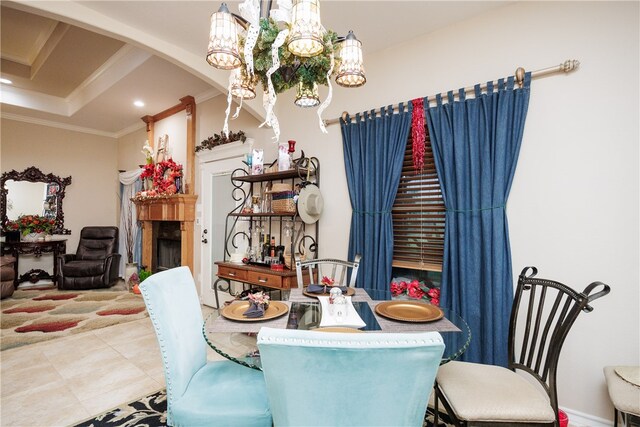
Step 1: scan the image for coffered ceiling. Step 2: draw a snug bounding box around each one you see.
[0,1,509,137]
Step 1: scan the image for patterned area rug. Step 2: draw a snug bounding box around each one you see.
[74,390,167,427]
[1,287,148,351]
[72,389,452,427]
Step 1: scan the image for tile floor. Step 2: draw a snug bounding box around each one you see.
[0,305,222,427]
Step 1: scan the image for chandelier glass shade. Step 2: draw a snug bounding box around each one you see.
[335,31,366,88]
[206,3,242,70]
[230,68,257,100]
[294,81,320,107]
[287,0,324,58]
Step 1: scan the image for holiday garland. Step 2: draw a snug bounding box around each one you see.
[195,130,247,152]
[411,98,426,172]
[244,18,339,94]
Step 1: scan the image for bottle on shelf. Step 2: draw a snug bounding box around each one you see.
[262,234,270,261]
[270,236,276,257]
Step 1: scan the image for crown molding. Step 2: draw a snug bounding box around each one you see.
[1,112,117,138]
[114,121,146,139]
[195,89,222,105]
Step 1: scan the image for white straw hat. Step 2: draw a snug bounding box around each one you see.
[297,184,324,224]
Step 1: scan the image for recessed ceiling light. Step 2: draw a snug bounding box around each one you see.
[133,100,145,107]
[0,78,13,85]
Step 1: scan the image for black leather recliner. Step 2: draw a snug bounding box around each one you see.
[58,226,121,290]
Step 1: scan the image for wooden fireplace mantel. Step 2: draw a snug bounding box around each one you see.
[135,194,197,222]
[134,194,198,274]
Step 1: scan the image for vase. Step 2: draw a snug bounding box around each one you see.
[21,232,44,242]
[125,262,139,291]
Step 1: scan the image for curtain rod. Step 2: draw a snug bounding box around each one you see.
[324,59,580,127]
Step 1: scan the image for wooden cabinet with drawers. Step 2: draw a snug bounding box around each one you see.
[215,262,300,290]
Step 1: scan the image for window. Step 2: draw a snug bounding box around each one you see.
[392,125,445,272]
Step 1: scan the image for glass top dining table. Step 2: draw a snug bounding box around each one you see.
[203,288,471,371]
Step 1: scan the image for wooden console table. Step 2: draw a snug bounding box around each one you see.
[1,239,67,288]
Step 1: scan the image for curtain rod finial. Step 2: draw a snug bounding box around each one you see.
[515,67,526,88]
[561,60,580,72]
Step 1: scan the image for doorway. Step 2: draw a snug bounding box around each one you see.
[198,144,248,307]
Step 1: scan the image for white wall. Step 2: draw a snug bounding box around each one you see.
[154,112,187,173]
[118,126,147,171]
[273,2,639,423]
[1,119,119,276]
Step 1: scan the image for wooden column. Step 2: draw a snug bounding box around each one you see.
[141,220,154,273]
[182,96,196,195]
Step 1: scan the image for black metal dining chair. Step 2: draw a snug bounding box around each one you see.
[434,266,610,426]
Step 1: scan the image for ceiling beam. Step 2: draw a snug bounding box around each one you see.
[66,45,152,115]
[30,22,69,79]
[8,0,267,123]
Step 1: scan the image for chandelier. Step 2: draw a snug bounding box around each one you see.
[206,0,366,141]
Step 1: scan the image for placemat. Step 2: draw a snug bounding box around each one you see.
[288,287,373,302]
[368,301,460,333]
[208,301,292,333]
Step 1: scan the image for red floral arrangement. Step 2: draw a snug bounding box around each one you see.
[136,158,183,198]
[153,159,183,195]
[140,163,155,179]
[5,214,55,236]
[390,278,440,306]
[321,276,335,286]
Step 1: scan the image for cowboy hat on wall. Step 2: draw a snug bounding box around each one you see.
[297,184,323,224]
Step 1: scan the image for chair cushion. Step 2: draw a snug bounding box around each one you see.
[1,264,15,281]
[1,281,15,299]
[1,255,16,267]
[61,260,105,277]
[76,227,118,260]
[171,360,271,427]
[437,361,556,423]
[603,366,640,416]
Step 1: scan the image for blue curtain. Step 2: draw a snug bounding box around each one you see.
[426,74,531,366]
[341,104,412,300]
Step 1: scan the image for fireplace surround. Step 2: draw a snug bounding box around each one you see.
[134,194,197,274]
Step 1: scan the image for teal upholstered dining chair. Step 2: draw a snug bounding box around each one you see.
[257,327,445,427]
[140,266,271,427]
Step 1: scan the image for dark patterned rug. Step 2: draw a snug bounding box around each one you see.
[74,390,166,427]
[73,389,452,427]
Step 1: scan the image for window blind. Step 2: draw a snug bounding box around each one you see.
[392,126,445,272]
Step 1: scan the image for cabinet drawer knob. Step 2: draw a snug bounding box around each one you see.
[228,272,236,277]
[258,278,268,283]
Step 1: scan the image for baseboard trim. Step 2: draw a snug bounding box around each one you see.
[562,406,612,427]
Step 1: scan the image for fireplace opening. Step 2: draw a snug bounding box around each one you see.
[153,221,181,272]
